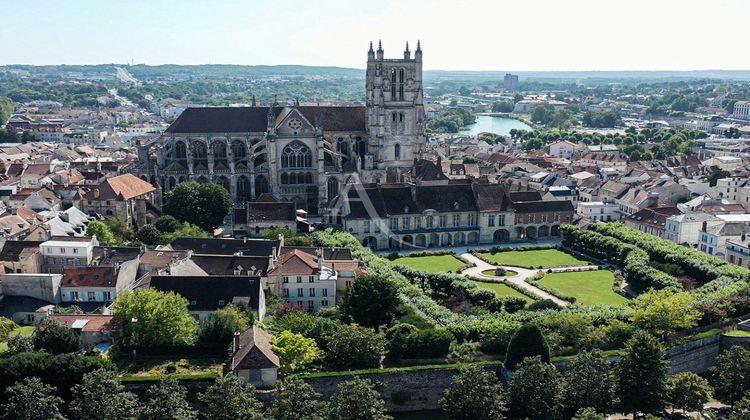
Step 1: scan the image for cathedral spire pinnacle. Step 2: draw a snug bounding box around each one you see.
[378,40,382,51]
[404,41,411,59]
[369,41,374,52]
[405,41,410,52]
[251,95,256,107]
[295,97,300,106]
[416,40,421,52]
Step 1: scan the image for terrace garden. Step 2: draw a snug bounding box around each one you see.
[536,270,628,306]
[388,254,466,273]
[475,248,589,268]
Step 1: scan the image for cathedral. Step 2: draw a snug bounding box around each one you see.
[135,41,426,215]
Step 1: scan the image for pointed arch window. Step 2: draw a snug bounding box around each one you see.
[390,68,397,100]
[281,141,312,168]
[394,143,401,160]
[399,69,405,100]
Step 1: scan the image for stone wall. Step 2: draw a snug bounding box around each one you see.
[0,273,62,303]
[302,364,504,413]
[667,335,721,375]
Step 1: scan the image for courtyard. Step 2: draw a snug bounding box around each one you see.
[388,254,466,273]
[536,270,628,306]
[477,248,589,268]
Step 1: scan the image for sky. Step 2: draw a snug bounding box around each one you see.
[1,0,749,71]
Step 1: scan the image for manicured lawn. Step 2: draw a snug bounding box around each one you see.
[537,270,628,306]
[116,357,224,378]
[471,280,534,302]
[0,326,35,352]
[480,249,589,268]
[389,255,465,273]
[481,269,519,277]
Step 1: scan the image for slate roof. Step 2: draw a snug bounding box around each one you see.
[150,275,262,312]
[231,326,280,370]
[280,246,352,261]
[512,200,575,213]
[246,201,296,222]
[190,255,269,276]
[170,237,280,257]
[165,106,366,134]
[0,240,43,262]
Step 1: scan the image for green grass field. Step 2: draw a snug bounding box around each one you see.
[537,270,628,306]
[0,326,35,352]
[480,249,589,268]
[471,280,535,302]
[389,255,465,273]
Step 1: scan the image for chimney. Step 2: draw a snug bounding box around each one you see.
[702,221,707,232]
[278,233,284,248]
[232,332,241,354]
[317,248,323,272]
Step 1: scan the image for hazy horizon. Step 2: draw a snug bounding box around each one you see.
[2,0,749,71]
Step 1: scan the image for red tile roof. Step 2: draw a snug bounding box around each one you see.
[62,266,117,287]
[267,249,320,276]
[83,174,155,201]
[49,314,121,332]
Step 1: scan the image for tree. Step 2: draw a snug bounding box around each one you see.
[492,101,514,113]
[440,366,506,420]
[530,103,556,124]
[139,377,197,420]
[6,335,34,354]
[0,317,17,341]
[153,215,182,233]
[329,377,391,420]
[324,324,386,370]
[339,275,400,328]
[616,331,668,417]
[198,305,249,347]
[0,97,14,126]
[69,369,138,420]
[730,391,750,420]
[268,376,329,420]
[135,224,163,245]
[571,407,606,420]
[272,330,321,373]
[163,182,233,231]
[113,288,198,348]
[0,377,65,420]
[508,355,561,420]
[504,324,550,369]
[85,220,117,246]
[32,318,82,354]
[631,289,700,334]
[104,216,134,242]
[708,168,731,187]
[562,349,616,417]
[667,371,711,414]
[198,374,264,419]
[274,311,340,349]
[712,346,750,407]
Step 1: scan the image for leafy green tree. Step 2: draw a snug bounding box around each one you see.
[631,289,700,334]
[504,324,550,369]
[0,377,65,420]
[562,349,616,417]
[135,224,163,245]
[340,275,400,328]
[69,368,139,420]
[32,318,82,354]
[272,330,321,373]
[324,324,386,370]
[105,216,134,242]
[0,317,17,341]
[616,331,668,417]
[666,371,711,414]
[440,366,506,420]
[198,374,264,419]
[329,377,391,420]
[268,376,329,420]
[730,391,750,420]
[508,355,561,420]
[53,305,83,314]
[113,288,198,348]
[198,305,249,347]
[6,334,34,354]
[530,103,556,124]
[0,97,14,126]
[139,377,197,420]
[153,215,182,233]
[85,220,117,245]
[274,311,340,349]
[164,182,233,231]
[492,101,514,113]
[712,346,750,407]
[571,407,606,420]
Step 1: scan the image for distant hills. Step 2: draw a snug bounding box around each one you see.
[3,64,750,82]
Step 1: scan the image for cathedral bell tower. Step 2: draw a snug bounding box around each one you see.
[365,40,425,170]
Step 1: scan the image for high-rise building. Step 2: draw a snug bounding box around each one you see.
[504,73,519,91]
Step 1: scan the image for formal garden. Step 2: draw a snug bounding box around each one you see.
[535,270,628,306]
[474,247,590,268]
[387,252,468,274]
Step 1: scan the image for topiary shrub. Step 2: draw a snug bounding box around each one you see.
[504,324,550,370]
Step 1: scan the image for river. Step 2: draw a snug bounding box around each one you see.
[459,115,532,136]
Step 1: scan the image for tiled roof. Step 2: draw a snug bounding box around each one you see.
[83,174,155,201]
[246,201,296,222]
[49,314,120,332]
[62,266,117,288]
[170,237,280,257]
[267,249,320,276]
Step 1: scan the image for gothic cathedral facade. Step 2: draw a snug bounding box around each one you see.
[135,41,425,215]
